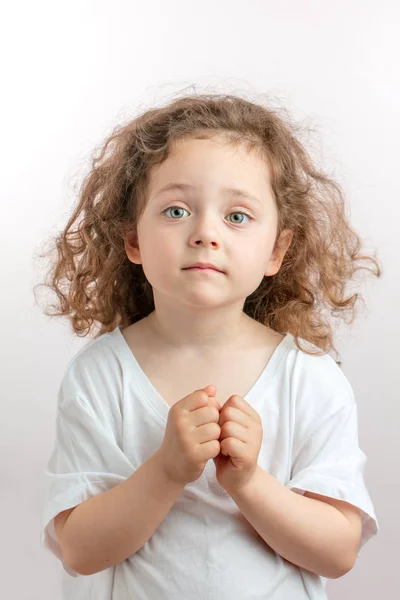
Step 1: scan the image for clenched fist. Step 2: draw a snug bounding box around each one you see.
[212,393,263,493]
[156,385,221,485]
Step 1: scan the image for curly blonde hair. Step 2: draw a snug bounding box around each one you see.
[34,92,381,363]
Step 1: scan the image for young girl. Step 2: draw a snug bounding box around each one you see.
[38,92,380,599]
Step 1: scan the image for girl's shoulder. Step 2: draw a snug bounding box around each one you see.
[256,325,355,416]
[251,321,354,413]
[63,326,124,374]
[282,335,356,423]
[58,327,127,411]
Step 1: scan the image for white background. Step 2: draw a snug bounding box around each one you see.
[1,1,398,598]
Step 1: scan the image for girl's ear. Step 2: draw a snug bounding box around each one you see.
[264,229,293,276]
[124,231,142,265]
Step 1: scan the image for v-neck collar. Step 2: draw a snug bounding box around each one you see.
[109,325,293,422]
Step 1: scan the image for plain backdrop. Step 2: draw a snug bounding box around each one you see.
[1,1,399,598]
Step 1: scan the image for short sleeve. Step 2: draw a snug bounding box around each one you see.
[287,360,378,554]
[41,387,134,577]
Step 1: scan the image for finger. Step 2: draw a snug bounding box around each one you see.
[220,436,246,458]
[208,395,221,412]
[186,387,217,413]
[220,421,249,444]
[218,405,250,428]
[205,384,217,395]
[195,421,221,445]
[191,404,220,427]
[224,395,261,422]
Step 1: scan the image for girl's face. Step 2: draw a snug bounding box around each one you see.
[125,135,292,311]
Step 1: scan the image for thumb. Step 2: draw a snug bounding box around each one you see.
[203,385,221,411]
[208,396,221,412]
[204,384,216,396]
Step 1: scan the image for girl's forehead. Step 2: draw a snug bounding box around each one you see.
[147,136,271,196]
[168,133,260,157]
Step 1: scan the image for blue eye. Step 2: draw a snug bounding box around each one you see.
[163,207,189,219]
[226,212,251,224]
[163,206,253,224]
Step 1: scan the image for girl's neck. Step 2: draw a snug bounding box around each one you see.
[145,307,255,353]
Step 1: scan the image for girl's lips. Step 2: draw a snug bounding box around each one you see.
[185,267,222,273]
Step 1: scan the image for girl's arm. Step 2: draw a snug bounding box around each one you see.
[56,451,185,576]
[227,465,362,579]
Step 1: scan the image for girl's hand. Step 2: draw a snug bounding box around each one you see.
[212,394,263,493]
[157,385,221,485]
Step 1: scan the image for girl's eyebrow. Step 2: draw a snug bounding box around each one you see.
[152,182,263,206]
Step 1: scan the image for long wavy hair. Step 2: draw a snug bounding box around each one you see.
[34,91,382,363]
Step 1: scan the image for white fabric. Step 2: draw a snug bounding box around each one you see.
[41,326,378,600]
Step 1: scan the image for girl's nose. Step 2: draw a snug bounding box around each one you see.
[188,214,221,248]
[189,231,220,248]
[194,238,218,247]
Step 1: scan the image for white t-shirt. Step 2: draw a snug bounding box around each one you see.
[41,326,378,600]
